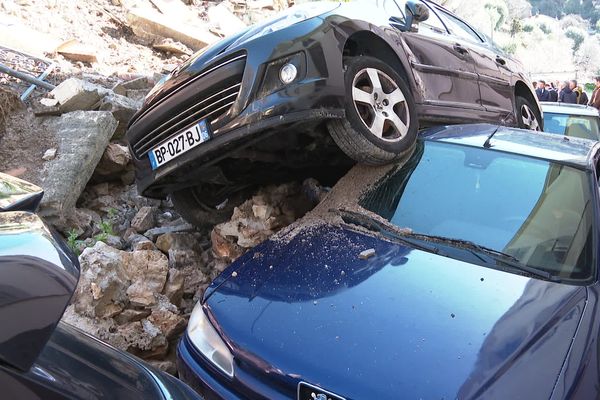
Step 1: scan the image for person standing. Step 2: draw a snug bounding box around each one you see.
[548,82,558,102]
[576,86,589,105]
[560,80,578,104]
[590,76,600,110]
[535,80,550,101]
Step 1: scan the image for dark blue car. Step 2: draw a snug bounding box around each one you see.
[177,123,599,400]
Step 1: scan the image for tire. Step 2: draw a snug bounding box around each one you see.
[327,56,418,165]
[171,185,253,228]
[515,95,542,131]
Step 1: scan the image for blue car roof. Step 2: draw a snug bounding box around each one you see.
[540,102,600,117]
[420,123,600,170]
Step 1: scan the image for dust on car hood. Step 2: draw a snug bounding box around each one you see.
[204,224,585,400]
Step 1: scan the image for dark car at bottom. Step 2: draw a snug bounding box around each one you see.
[0,173,201,400]
[177,124,598,400]
[126,0,542,227]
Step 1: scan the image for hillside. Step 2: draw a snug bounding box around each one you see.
[440,0,600,83]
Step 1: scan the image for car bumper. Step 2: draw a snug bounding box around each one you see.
[127,17,346,198]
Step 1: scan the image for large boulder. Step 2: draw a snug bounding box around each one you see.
[38,111,117,221]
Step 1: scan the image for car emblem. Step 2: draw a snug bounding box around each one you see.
[298,382,346,400]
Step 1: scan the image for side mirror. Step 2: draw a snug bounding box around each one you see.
[405,0,430,31]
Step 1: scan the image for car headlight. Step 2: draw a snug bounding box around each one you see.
[231,1,339,46]
[187,303,234,377]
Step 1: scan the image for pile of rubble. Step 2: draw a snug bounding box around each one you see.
[63,178,325,373]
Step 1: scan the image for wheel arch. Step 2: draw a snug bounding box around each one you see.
[514,79,544,129]
[341,29,419,101]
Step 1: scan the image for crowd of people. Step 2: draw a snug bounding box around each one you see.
[534,76,600,110]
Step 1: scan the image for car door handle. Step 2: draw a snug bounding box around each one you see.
[495,56,506,65]
[453,44,468,55]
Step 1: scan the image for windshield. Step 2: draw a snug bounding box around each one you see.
[360,141,595,282]
[543,112,600,140]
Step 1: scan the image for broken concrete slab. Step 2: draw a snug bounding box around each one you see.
[144,223,195,241]
[56,39,98,63]
[50,78,110,113]
[126,7,218,51]
[152,38,192,55]
[207,2,247,37]
[98,93,140,138]
[38,111,118,221]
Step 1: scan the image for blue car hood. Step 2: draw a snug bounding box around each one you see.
[205,225,586,400]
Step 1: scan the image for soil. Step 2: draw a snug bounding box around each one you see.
[0,100,56,184]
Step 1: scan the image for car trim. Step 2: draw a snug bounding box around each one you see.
[131,53,247,128]
[410,61,479,80]
[134,83,241,155]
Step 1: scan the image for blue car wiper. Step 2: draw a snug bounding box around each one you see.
[334,208,439,254]
[335,208,558,282]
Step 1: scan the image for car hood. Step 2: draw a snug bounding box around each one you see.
[205,225,586,400]
[26,322,199,400]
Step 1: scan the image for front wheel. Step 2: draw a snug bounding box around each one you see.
[516,96,542,131]
[327,56,418,165]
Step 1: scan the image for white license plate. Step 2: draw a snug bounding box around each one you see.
[148,120,210,170]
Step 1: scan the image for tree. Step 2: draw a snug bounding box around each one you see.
[565,26,586,52]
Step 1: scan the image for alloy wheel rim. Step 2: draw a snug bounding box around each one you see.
[520,104,540,131]
[351,68,410,142]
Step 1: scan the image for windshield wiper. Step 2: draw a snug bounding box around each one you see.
[334,208,439,254]
[335,208,559,282]
[407,232,558,282]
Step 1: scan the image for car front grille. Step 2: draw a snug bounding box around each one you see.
[129,53,246,159]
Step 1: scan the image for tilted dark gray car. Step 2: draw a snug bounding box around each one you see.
[0,173,201,400]
[127,0,542,227]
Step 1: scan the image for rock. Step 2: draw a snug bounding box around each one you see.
[207,2,247,37]
[123,249,169,307]
[125,89,148,103]
[210,228,243,261]
[358,248,376,260]
[147,308,186,340]
[168,248,202,270]
[50,78,109,112]
[94,143,131,177]
[53,207,102,237]
[126,7,218,52]
[144,223,195,241]
[73,242,129,319]
[252,204,273,220]
[180,264,210,296]
[131,206,156,233]
[105,235,125,250]
[38,111,117,221]
[114,308,151,325]
[147,360,177,375]
[42,148,57,161]
[155,232,197,253]
[133,239,157,251]
[152,38,192,55]
[98,93,140,139]
[40,98,59,107]
[163,268,184,306]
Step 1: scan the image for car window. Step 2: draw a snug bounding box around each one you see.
[436,8,483,43]
[418,6,448,35]
[543,113,600,140]
[360,141,594,282]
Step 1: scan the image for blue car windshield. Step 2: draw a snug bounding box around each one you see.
[360,141,595,281]
[543,112,600,140]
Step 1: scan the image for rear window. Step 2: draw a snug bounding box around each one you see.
[543,112,600,140]
[360,141,595,282]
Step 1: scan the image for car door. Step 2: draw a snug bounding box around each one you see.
[434,7,514,114]
[392,1,483,111]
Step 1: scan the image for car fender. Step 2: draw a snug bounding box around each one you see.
[321,14,422,103]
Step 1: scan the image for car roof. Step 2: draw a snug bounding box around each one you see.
[540,102,600,117]
[421,123,600,170]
